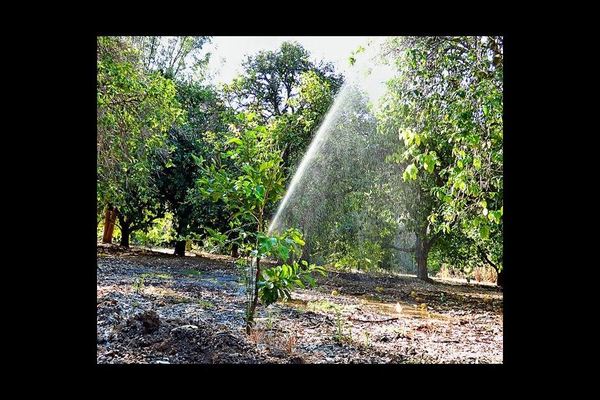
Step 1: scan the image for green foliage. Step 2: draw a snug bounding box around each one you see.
[378,36,503,279]
[331,240,384,272]
[195,113,286,242]
[258,260,326,306]
[131,213,175,247]
[97,36,503,293]
[182,269,202,278]
[132,277,145,294]
[222,41,342,121]
[197,299,215,309]
[154,80,232,251]
[140,272,173,280]
[97,36,184,243]
[221,42,342,177]
[255,228,326,306]
[307,299,340,313]
[256,228,305,261]
[271,70,338,173]
[333,307,352,344]
[124,36,212,80]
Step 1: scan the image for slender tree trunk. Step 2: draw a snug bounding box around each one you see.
[102,205,117,244]
[415,234,432,282]
[246,213,265,334]
[246,257,261,334]
[120,226,130,247]
[478,246,503,287]
[496,269,504,287]
[173,212,192,256]
[174,240,186,256]
[228,230,239,258]
[118,215,131,248]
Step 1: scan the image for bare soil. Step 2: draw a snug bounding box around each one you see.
[97,244,503,364]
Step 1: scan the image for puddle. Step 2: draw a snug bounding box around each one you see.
[283,294,452,322]
[358,299,452,321]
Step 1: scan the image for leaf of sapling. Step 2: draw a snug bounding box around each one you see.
[278,246,290,262]
[255,185,265,201]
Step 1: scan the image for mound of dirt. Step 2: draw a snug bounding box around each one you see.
[100,309,270,364]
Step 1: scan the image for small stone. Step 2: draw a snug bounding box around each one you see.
[171,324,199,333]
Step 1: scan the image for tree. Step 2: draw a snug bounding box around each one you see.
[155,80,233,255]
[194,113,288,331]
[223,42,342,119]
[195,113,286,242]
[97,36,184,246]
[115,182,166,247]
[124,36,212,81]
[271,70,338,174]
[379,36,503,283]
[222,42,343,174]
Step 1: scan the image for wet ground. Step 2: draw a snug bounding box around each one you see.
[97,244,503,364]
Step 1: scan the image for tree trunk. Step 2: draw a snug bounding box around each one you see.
[174,240,186,256]
[496,269,504,287]
[246,257,261,334]
[118,214,131,248]
[478,246,503,288]
[231,242,239,258]
[120,225,130,247]
[415,235,432,282]
[102,206,117,244]
[173,215,190,256]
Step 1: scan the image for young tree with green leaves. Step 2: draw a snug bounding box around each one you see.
[194,113,286,246]
[193,113,325,332]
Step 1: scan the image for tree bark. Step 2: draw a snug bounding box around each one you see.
[174,240,186,256]
[102,205,117,244]
[478,246,503,287]
[120,225,130,247]
[496,269,504,287]
[231,242,239,258]
[118,214,131,248]
[246,257,261,334]
[246,214,265,334]
[173,214,190,256]
[415,234,432,282]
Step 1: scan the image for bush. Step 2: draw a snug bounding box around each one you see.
[131,213,175,247]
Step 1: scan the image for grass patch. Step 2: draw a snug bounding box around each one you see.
[197,299,215,309]
[182,269,202,278]
[141,272,172,280]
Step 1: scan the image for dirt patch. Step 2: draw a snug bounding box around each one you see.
[97,244,503,364]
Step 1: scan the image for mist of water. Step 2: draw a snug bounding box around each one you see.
[267,37,417,273]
